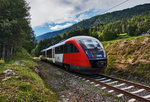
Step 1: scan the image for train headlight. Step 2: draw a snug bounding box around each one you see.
[91,55,94,58]
[103,49,106,58]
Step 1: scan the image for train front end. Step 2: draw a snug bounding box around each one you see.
[78,37,107,73]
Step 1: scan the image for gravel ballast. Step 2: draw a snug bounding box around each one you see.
[37,61,128,102]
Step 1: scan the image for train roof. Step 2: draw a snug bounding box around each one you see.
[41,36,98,52]
[41,41,65,52]
[72,36,97,41]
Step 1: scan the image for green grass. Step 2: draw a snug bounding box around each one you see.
[102,34,150,44]
[116,33,131,39]
[103,34,150,85]
[0,47,57,102]
[102,91,112,97]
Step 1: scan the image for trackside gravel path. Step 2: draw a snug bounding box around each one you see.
[36,61,129,102]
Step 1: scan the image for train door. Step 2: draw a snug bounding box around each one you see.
[45,51,47,58]
[63,43,70,64]
[52,48,55,63]
[67,43,71,64]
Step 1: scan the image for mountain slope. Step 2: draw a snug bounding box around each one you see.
[36,29,66,41]
[36,3,150,41]
[68,3,150,31]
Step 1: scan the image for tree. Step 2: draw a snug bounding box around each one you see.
[102,29,117,41]
[0,0,33,59]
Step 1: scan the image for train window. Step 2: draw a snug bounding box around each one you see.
[47,49,52,58]
[47,51,49,57]
[64,44,67,53]
[64,43,79,53]
[70,43,79,53]
[67,43,72,53]
[55,48,57,54]
[60,45,64,53]
[55,47,58,54]
[73,44,79,53]
[55,45,64,54]
[80,39,101,50]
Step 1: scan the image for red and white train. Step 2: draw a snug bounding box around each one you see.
[41,36,107,74]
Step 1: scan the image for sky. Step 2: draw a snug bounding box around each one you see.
[25,0,150,36]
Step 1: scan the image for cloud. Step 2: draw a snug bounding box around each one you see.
[25,0,150,28]
[49,23,73,31]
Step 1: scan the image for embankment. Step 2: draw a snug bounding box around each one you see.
[103,35,150,85]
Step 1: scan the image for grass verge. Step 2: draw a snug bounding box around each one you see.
[0,47,57,102]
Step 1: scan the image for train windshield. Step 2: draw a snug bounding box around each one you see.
[80,39,102,50]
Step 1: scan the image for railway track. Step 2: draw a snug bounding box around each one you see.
[41,61,150,102]
[72,73,150,102]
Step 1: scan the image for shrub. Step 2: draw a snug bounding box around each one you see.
[0,59,5,64]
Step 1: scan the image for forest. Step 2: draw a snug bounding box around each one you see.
[0,0,35,60]
[67,3,150,32]
[37,3,150,41]
[34,13,150,56]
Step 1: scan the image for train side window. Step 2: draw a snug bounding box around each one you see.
[64,43,79,53]
[67,43,72,53]
[56,47,60,54]
[47,49,52,58]
[49,49,52,58]
[60,45,64,53]
[72,44,79,53]
[47,50,49,57]
[64,44,67,53]
[55,45,64,54]
[55,47,58,54]
[58,47,60,54]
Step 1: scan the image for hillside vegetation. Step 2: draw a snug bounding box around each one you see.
[0,48,57,101]
[103,35,150,85]
[67,3,150,31]
[37,3,150,41]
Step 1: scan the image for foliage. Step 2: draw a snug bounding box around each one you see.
[102,29,117,41]
[116,33,130,39]
[0,0,35,59]
[9,47,31,60]
[0,59,5,64]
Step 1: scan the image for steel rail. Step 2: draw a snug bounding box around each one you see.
[100,74,150,92]
[78,74,150,102]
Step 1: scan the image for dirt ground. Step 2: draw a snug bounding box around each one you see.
[36,60,128,102]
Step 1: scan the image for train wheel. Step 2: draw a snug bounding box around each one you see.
[64,64,70,71]
[100,68,105,74]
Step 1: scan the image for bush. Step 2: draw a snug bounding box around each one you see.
[9,47,31,61]
[0,59,5,64]
[102,29,117,41]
